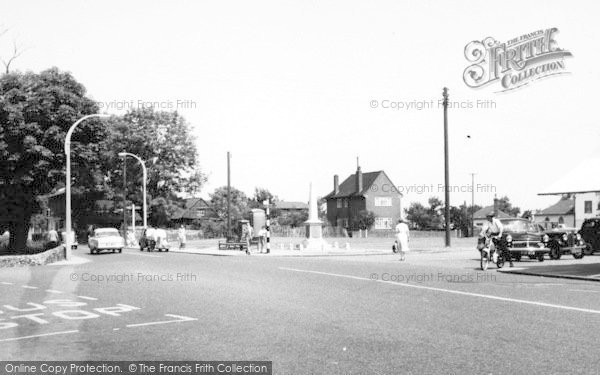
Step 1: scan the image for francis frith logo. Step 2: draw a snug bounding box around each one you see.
[463,28,572,92]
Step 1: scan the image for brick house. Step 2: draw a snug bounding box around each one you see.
[171,198,211,226]
[324,165,402,230]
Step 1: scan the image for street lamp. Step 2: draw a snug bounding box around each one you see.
[65,114,110,260]
[118,152,148,229]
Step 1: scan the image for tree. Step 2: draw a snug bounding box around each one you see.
[496,196,520,217]
[206,186,249,237]
[99,108,206,226]
[0,27,25,74]
[405,202,430,229]
[278,210,308,228]
[521,210,532,220]
[0,68,104,253]
[353,210,375,230]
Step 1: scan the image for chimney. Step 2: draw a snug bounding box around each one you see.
[334,175,339,195]
[356,166,363,193]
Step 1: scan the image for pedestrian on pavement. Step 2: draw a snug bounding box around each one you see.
[257,226,267,253]
[395,218,410,261]
[47,228,59,249]
[242,222,253,255]
[178,225,187,249]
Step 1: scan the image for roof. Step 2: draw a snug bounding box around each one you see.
[325,170,401,199]
[473,205,512,219]
[539,157,600,195]
[273,201,308,210]
[539,198,575,216]
[171,197,210,220]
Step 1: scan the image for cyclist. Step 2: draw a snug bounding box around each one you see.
[480,212,512,267]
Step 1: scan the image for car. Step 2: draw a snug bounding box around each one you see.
[542,226,586,260]
[580,218,600,255]
[88,228,124,254]
[139,227,169,252]
[500,218,548,262]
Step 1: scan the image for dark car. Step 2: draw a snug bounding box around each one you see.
[542,225,586,260]
[580,218,600,255]
[499,218,548,262]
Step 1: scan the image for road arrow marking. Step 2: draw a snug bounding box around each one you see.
[0,330,79,342]
[125,314,197,328]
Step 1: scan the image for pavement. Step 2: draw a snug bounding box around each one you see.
[1,244,599,374]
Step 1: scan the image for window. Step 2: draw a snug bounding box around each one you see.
[374,197,393,207]
[343,199,348,208]
[337,199,342,208]
[374,217,393,230]
[196,209,205,217]
[584,201,592,214]
[558,216,564,224]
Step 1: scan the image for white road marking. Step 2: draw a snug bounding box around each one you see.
[128,253,162,258]
[22,285,38,289]
[1,282,14,285]
[569,289,600,293]
[0,330,79,342]
[77,296,98,301]
[280,267,600,315]
[45,289,64,294]
[125,314,197,328]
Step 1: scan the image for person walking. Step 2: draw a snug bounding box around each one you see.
[395,218,410,261]
[242,222,253,255]
[178,225,187,249]
[257,226,267,253]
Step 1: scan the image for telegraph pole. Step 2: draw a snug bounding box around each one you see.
[470,172,476,237]
[122,151,127,240]
[443,87,450,247]
[226,151,231,240]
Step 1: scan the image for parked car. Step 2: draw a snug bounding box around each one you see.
[580,218,600,255]
[542,226,586,260]
[500,218,548,262]
[88,228,124,254]
[139,227,169,252]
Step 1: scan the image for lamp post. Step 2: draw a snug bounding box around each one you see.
[65,114,110,260]
[118,152,148,229]
[470,172,476,237]
[442,87,450,247]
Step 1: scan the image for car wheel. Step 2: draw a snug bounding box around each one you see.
[89,247,94,255]
[537,253,545,262]
[549,244,560,260]
[514,253,522,262]
[112,249,115,253]
[496,256,504,269]
[165,248,169,252]
[118,248,122,253]
[583,244,593,255]
[573,252,584,259]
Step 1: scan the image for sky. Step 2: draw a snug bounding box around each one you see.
[2,0,599,213]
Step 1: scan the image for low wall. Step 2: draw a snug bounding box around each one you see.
[0,246,66,268]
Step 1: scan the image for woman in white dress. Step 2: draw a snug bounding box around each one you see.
[395,218,410,261]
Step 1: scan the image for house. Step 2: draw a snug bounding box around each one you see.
[533,197,575,229]
[473,205,512,228]
[273,201,309,213]
[538,157,600,227]
[171,198,211,226]
[324,164,402,230]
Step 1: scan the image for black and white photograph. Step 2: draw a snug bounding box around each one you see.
[1,1,599,374]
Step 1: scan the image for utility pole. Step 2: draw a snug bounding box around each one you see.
[470,172,476,237]
[122,151,127,241]
[443,87,450,247]
[226,151,231,240]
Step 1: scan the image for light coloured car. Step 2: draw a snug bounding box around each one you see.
[88,228,124,254]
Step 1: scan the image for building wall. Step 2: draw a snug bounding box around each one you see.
[533,214,575,229]
[575,192,600,227]
[364,174,402,229]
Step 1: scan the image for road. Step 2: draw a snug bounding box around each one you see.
[1,246,599,374]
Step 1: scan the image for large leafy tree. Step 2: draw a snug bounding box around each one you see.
[99,108,206,226]
[496,196,521,217]
[0,68,105,253]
